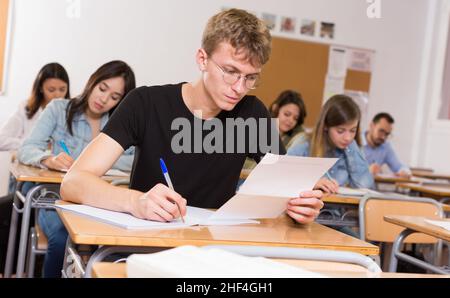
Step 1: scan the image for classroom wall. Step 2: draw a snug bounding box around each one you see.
[417,0,450,173]
[0,0,437,193]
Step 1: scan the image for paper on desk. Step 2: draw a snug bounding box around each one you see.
[210,154,337,220]
[127,245,326,278]
[56,204,258,230]
[425,219,450,231]
[337,187,382,197]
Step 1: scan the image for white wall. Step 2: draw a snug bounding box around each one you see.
[0,0,438,193]
[416,0,450,172]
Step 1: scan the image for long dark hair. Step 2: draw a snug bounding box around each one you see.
[26,63,70,119]
[310,94,361,157]
[269,90,307,135]
[66,60,136,135]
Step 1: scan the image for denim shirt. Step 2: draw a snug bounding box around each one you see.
[287,139,375,189]
[18,99,134,171]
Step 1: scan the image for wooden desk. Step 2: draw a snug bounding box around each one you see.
[396,182,450,199]
[384,215,450,274]
[411,170,450,181]
[322,194,450,217]
[10,161,128,183]
[57,205,378,255]
[384,215,450,242]
[91,262,448,278]
[322,194,361,205]
[4,162,130,278]
[374,175,418,185]
[57,202,379,277]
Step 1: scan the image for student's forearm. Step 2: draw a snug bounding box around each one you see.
[61,170,143,213]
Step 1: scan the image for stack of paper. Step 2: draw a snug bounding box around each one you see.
[126,245,326,278]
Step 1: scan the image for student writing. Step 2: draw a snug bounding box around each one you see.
[17,60,136,277]
[61,9,324,227]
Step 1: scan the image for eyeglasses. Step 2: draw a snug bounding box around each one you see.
[209,58,260,90]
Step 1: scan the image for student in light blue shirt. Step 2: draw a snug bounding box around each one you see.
[288,95,373,237]
[362,112,411,178]
[18,60,136,278]
[288,95,374,190]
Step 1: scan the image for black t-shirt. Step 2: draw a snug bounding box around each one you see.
[103,83,285,208]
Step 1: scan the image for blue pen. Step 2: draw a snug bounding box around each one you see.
[159,158,185,223]
[59,140,71,156]
[325,172,333,180]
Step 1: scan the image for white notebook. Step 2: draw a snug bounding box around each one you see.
[126,246,326,278]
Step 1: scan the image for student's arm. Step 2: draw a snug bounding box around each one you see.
[345,142,375,189]
[61,133,186,222]
[17,101,60,167]
[111,146,135,172]
[384,143,411,176]
[0,103,26,151]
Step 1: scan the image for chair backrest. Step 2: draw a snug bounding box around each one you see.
[359,195,443,243]
[203,245,382,274]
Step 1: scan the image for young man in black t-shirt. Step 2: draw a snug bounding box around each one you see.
[61,9,324,224]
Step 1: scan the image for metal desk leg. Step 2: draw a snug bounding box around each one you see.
[389,228,448,274]
[84,246,164,278]
[15,185,45,278]
[3,181,23,278]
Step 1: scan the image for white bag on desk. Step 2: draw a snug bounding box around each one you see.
[126,245,326,278]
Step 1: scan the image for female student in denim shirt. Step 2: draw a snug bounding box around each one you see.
[18,60,136,277]
[287,95,374,235]
[288,94,374,189]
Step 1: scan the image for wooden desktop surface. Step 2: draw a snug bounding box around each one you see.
[10,161,129,184]
[396,182,450,198]
[411,170,450,181]
[374,175,418,184]
[384,215,450,242]
[57,203,379,256]
[91,262,448,278]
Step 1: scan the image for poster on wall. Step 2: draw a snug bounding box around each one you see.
[0,0,12,94]
[344,90,370,132]
[347,48,373,72]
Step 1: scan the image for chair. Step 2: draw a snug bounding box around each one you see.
[358,194,444,271]
[26,223,48,278]
[203,245,382,274]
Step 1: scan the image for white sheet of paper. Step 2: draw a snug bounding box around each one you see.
[210,154,337,220]
[104,169,130,177]
[127,246,326,278]
[425,219,450,231]
[56,204,257,230]
[238,154,338,197]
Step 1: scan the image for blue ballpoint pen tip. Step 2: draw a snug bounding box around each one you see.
[159,158,168,174]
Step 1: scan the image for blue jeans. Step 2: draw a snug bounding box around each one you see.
[38,209,68,278]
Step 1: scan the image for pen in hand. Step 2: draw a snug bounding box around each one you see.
[159,158,185,223]
[59,140,71,156]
